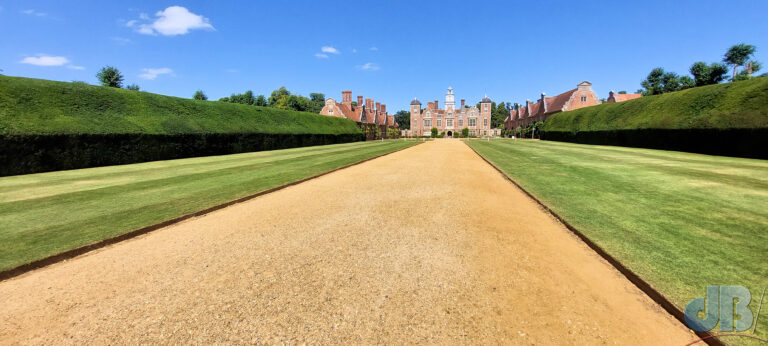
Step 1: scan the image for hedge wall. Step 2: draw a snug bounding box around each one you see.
[0,76,365,176]
[0,133,362,176]
[541,128,768,159]
[540,77,768,158]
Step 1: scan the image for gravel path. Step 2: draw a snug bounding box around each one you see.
[0,139,694,344]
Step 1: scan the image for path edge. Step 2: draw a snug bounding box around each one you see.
[463,140,722,346]
[0,141,420,282]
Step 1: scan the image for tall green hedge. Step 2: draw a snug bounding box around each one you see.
[540,77,768,158]
[0,76,364,176]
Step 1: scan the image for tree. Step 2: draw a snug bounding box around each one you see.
[96,66,124,88]
[268,86,290,106]
[125,84,140,91]
[218,97,230,102]
[255,95,267,106]
[723,43,757,81]
[491,101,508,129]
[308,93,325,113]
[431,127,438,138]
[641,67,665,95]
[193,90,208,100]
[394,110,410,130]
[690,62,729,86]
[734,60,763,81]
[461,128,469,138]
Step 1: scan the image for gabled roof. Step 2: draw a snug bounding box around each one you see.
[528,101,541,117]
[613,93,642,102]
[544,88,577,115]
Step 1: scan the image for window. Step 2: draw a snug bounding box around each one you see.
[447,119,453,127]
[437,120,441,127]
[468,118,476,127]
[470,130,476,136]
[484,118,488,127]
[484,104,489,111]
[424,119,432,127]
[458,119,463,127]
[581,96,587,102]
[413,120,418,128]
[328,109,333,115]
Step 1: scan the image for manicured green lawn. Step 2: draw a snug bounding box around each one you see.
[0,140,418,272]
[466,139,768,340]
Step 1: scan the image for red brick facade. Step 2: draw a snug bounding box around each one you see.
[320,90,399,139]
[403,88,493,137]
[606,91,642,103]
[504,81,601,131]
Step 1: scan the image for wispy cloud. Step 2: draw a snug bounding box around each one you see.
[139,67,173,80]
[111,37,133,45]
[315,53,329,59]
[127,6,214,36]
[369,47,378,51]
[225,68,238,73]
[20,54,84,70]
[21,9,47,17]
[357,62,380,71]
[352,48,357,53]
[321,46,340,54]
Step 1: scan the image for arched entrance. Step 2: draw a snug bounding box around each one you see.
[446,131,453,138]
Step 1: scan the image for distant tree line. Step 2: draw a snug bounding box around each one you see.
[640,43,762,96]
[216,86,325,113]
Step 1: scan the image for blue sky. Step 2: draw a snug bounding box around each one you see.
[2,0,767,111]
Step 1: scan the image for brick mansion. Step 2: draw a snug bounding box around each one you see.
[319,91,399,139]
[403,87,494,137]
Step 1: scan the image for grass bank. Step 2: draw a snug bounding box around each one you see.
[466,139,768,342]
[0,140,418,273]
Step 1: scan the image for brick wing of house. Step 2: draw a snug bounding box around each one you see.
[606,91,642,103]
[319,91,399,139]
[505,81,601,131]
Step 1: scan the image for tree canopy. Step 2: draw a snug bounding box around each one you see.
[193,90,208,100]
[96,66,124,88]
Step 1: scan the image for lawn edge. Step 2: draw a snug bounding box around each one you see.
[0,141,420,282]
[463,140,722,346]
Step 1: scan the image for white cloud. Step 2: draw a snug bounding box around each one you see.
[315,53,329,59]
[352,48,357,53]
[111,36,133,45]
[131,6,214,36]
[139,67,173,80]
[20,55,69,66]
[21,9,47,17]
[369,47,378,51]
[321,46,339,54]
[357,63,380,71]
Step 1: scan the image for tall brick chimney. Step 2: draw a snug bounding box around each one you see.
[357,95,363,107]
[381,104,386,114]
[375,102,380,113]
[434,100,439,109]
[541,92,547,113]
[365,98,373,110]
[460,99,465,108]
[342,91,352,105]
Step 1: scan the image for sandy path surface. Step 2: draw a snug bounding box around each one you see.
[0,139,694,344]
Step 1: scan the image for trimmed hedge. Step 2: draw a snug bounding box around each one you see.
[0,133,362,176]
[540,77,768,158]
[541,128,768,159]
[0,76,364,175]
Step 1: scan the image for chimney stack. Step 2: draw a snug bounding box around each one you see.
[460,99,465,108]
[435,100,439,109]
[342,91,352,105]
[357,95,363,107]
[375,102,380,113]
[381,104,386,114]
